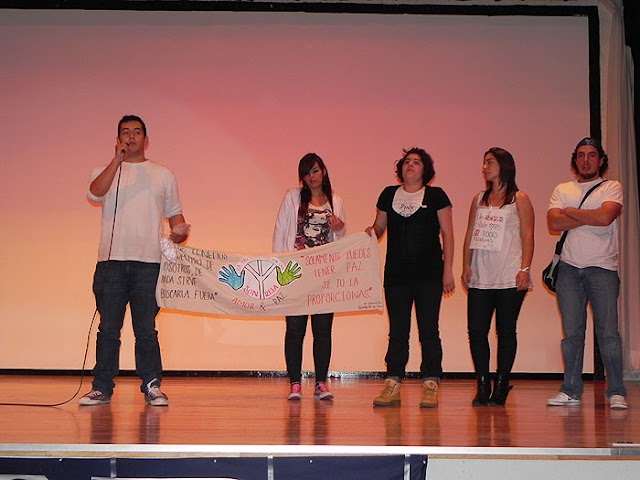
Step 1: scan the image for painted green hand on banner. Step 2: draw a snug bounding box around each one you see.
[276,261,302,286]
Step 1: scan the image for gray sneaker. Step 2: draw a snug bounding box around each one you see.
[547,392,581,406]
[145,384,169,406]
[609,395,628,410]
[79,389,111,406]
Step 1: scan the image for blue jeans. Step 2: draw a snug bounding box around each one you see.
[383,280,443,379]
[92,261,163,395]
[556,261,626,399]
[467,288,527,377]
[285,313,334,383]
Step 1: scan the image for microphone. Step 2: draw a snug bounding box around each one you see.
[119,142,129,160]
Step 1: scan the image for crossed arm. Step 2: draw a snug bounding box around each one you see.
[547,201,621,233]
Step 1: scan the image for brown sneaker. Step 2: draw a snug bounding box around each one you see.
[420,380,438,408]
[373,378,401,406]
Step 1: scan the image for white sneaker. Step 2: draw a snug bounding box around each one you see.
[609,394,628,410]
[547,392,581,406]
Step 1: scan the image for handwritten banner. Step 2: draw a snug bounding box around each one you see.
[469,207,508,251]
[156,232,383,317]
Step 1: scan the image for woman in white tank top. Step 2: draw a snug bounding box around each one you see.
[461,147,535,406]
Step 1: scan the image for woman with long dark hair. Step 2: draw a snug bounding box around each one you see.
[461,147,534,406]
[273,153,346,400]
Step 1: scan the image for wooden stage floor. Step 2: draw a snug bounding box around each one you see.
[1,375,639,459]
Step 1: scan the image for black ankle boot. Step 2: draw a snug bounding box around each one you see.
[489,374,512,406]
[472,375,492,406]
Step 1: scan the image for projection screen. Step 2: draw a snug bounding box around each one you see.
[0,7,596,374]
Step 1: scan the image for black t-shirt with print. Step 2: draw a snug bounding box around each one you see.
[376,185,452,286]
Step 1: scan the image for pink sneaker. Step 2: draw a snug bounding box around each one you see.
[314,382,334,401]
[288,382,302,400]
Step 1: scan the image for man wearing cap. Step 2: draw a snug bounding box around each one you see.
[546,138,628,410]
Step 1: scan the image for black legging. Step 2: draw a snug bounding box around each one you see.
[284,313,334,383]
[467,287,526,376]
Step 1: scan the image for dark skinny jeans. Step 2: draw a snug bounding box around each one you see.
[383,280,444,379]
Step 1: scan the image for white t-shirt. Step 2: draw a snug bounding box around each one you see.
[88,160,183,263]
[547,178,622,270]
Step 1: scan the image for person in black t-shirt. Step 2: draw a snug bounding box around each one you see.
[366,147,455,408]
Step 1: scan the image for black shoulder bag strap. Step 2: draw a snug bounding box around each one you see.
[553,180,606,256]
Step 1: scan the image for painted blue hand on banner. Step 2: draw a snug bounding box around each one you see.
[219,265,245,290]
[276,261,302,286]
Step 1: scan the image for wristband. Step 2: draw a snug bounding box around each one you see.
[519,266,530,273]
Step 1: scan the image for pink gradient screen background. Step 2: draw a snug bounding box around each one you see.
[0,10,592,373]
